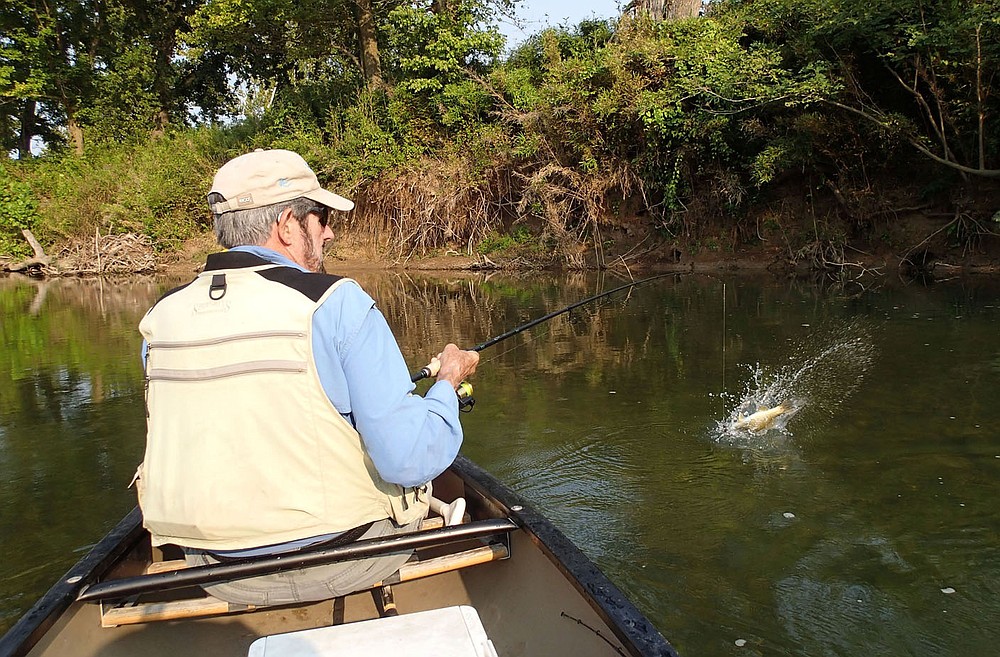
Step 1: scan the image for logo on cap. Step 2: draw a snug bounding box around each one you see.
[237,194,254,206]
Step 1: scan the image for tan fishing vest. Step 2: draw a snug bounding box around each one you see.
[136,257,429,550]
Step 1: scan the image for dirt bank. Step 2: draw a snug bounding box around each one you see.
[9,197,999,281]
[156,207,1000,281]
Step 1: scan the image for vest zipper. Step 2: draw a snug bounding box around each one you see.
[147,360,307,382]
[143,345,151,418]
[147,330,306,349]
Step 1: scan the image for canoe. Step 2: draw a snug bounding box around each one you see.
[0,455,679,657]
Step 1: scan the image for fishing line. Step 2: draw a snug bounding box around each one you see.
[476,323,551,367]
[476,298,620,369]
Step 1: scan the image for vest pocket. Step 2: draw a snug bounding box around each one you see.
[387,482,431,526]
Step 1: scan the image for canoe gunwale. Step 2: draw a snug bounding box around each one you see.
[76,518,518,603]
[449,455,679,657]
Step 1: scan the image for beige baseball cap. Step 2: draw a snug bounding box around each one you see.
[208,149,354,215]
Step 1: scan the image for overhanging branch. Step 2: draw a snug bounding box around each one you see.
[823,99,1000,179]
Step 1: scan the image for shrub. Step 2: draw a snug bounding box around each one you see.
[0,163,40,257]
[21,131,219,252]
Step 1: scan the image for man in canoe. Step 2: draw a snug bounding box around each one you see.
[135,148,479,606]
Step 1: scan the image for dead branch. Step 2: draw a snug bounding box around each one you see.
[823,99,1000,178]
[8,229,51,273]
[55,233,157,275]
[790,239,881,287]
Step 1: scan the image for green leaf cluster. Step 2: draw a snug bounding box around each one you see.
[487,13,840,219]
[386,0,503,100]
[0,163,39,256]
[19,132,217,251]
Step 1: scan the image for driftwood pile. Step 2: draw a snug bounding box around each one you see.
[3,229,157,276]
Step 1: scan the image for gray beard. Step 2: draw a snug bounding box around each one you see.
[300,226,326,273]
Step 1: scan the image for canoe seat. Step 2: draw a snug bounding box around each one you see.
[98,512,511,628]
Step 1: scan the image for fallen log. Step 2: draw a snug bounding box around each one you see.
[7,229,51,274]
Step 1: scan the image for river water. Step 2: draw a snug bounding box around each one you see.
[1,271,998,656]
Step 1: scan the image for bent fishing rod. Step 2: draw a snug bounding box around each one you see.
[410,272,672,390]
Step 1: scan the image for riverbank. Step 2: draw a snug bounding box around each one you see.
[4,188,999,281]
[151,204,1000,283]
[5,0,1000,288]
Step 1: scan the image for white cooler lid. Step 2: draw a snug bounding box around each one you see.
[247,605,497,657]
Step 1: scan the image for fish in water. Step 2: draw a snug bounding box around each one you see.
[733,399,795,432]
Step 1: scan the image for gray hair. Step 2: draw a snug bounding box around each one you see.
[209,194,326,248]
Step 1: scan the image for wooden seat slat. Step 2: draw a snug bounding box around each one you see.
[101,598,255,627]
[101,541,509,627]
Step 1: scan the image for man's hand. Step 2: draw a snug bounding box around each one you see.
[434,344,480,390]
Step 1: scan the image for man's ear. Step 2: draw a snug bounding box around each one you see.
[274,208,296,246]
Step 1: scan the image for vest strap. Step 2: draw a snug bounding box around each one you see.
[205,521,378,562]
[209,273,227,300]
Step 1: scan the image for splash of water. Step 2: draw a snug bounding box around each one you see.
[715,321,877,445]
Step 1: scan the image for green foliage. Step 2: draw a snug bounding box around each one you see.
[438,79,493,128]
[718,0,1000,172]
[477,225,534,254]
[328,88,425,186]
[78,43,162,146]
[385,0,504,128]
[491,13,840,219]
[0,163,40,256]
[1,0,221,154]
[185,0,365,121]
[185,0,296,81]
[18,132,217,251]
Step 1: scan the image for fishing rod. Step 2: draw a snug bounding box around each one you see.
[410,273,672,399]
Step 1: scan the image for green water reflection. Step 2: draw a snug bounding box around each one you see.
[1,272,998,656]
[0,277,168,631]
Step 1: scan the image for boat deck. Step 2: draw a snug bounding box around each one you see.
[5,460,678,657]
[27,531,623,657]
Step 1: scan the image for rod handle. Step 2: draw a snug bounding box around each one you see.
[410,357,442,383]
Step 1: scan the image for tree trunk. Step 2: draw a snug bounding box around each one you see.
[666,0,702,19]
[354,0,383,87]
[152,109,170,138]
[431,0,450,15]
[18,101,35,158]
[152,27,176,139]
[66,111,85,155]
[975,25,986,170]
[627,0,702,20]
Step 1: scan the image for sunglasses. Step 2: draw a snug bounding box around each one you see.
[309,206,330,228]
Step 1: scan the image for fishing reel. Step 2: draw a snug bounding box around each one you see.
[457,381,475,413]
[413,357,475,412]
